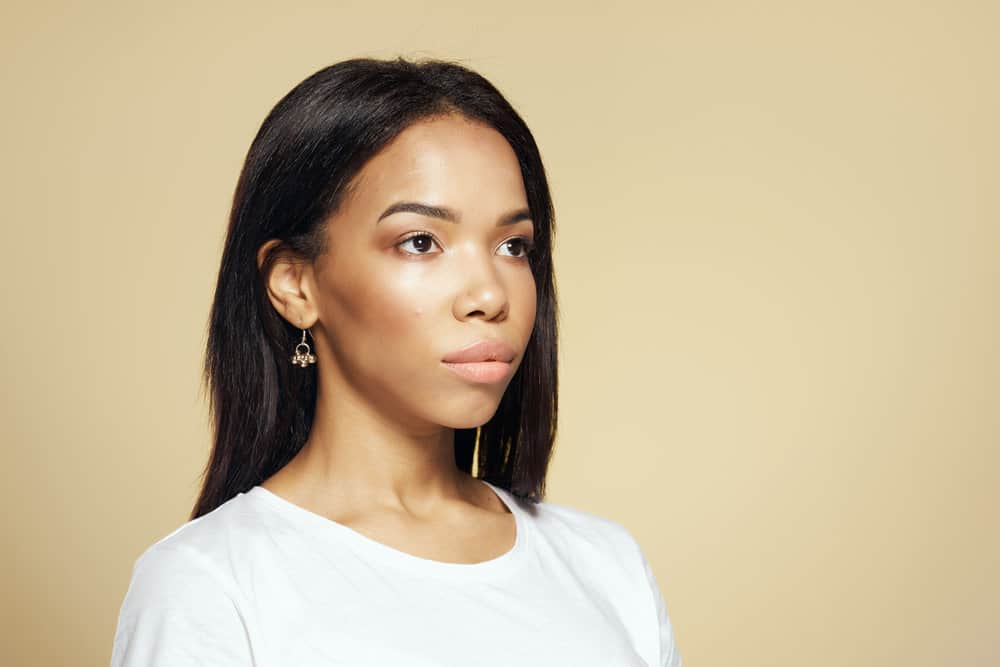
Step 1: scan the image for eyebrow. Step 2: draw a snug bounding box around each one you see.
[376,201,532,226]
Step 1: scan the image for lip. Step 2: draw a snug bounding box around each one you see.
[441,339,517,385]
[442,360,513,384]
[441,339,516,364]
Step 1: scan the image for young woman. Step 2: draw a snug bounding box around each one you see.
[110,57,682,666]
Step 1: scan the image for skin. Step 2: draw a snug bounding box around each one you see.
[256,113,537,563]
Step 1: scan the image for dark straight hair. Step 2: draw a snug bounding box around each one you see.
[190,57,559,519]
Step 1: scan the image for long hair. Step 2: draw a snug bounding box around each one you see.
[191,57,558,520]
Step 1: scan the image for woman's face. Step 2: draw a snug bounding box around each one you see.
[307,113,537,431]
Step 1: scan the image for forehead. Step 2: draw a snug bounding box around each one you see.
[344,114,527,210]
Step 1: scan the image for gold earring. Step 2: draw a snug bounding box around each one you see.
[291,328,316,367]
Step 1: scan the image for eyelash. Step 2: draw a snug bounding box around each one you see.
[396,232,536,259]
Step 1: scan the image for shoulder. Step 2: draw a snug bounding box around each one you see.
[518,494,652,601]
[121,494,257,612]
[111,496,261,666]
[121,540,240,620]
[133,491,262,575]
[525,494,647,563]
[119,490,269,618]
[521,495,683,666]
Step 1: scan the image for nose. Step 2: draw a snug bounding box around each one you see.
[452,250,509,322]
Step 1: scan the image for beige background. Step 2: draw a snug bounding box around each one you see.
[2,1,997,665]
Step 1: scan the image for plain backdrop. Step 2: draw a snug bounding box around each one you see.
[1,1,997,665]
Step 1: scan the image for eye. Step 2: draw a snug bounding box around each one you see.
[498,237,535,259]
[396,232,441,256]
[395,233,536,258]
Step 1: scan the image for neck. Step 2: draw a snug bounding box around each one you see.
[274,377,478,516]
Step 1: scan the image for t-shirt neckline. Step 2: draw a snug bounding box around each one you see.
[245,478,528,579]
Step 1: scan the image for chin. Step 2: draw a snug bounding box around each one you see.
[434,395,505,430]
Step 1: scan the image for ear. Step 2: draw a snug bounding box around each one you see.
[257,239,318,329]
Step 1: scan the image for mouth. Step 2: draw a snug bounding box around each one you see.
[441,338,517,384]
[441,338,517,364]
[441,360,513,384]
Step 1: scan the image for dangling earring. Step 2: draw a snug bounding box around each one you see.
[291,328,316,367]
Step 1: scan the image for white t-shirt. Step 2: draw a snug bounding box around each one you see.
[110,479,682,666]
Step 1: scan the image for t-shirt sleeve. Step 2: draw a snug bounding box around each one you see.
[637,543,683,667]
[110,543,255,666]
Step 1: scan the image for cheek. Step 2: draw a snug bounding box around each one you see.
[514,272,538,325]
[339,262,441,339]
